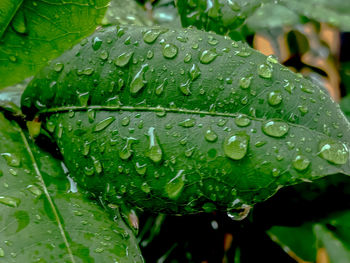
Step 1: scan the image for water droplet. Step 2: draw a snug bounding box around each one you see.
[100,50,109,60]
[87,109,95,123]
[135,162,147,175]
[268,91,283,106]
[77,91,89,107]
[185,147,195,157]
[165,170,185,199]
[83,141,91,156]
[141,182,151,193]
[143,29,162,44]
[300,84,314,94]
[228,0,241,11]
[293,155,310,171]
[258,64,272,79]
[146,127,162,163]
[298,105,308,116]
[199,49,218,64]
[235,114,251,127]
[271,168,280,177]
[121,116,130,126]
[179,79,191,95]
[79,68,94,76]
[1,153,20,167]
[54,62,64,72]
[223,132,249,160]
[266,55,278,64]
[179,118,196,128]
[319,140,349,165]
[93,117,115,132]
[239,77,251,89]
[114,51,134,67]
[189,63,201,81]
[92,157,103,174]
[119,137,136,160]
[255,141,266,147]
[227,202,251,221]
[262,120,289,138]
[0,196,20,208]
[130,64,148,95]
[0,248,4,257]
[27,185,42,196]
[156,79,167,95]
[92,36,103,50]
[46,121,55,133]
[205,128,218,142]
[184,53,192,63]
[284,81,294,94]
[162,43,178,59]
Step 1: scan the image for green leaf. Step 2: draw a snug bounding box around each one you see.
[0,0,109,89]
[175,0,350,35]
[0,0,23,38]
[21,25,350,215]
[0,112,144,262]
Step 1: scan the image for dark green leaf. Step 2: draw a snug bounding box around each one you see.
[0,0,109,88]
[0,112,143,262]
[0,0,23,38]
[21,25,350,215]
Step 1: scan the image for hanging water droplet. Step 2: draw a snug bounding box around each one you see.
[189,64,201,80]
[114,51,134,67]
[143,29,162,44]
[205,128,218,142]
[165,170,185,199]
[46,121,55,133]
[179,118,196,127]
[0,196,20,208]
[199,49,218,64]
[162,43,178,59]
[93,117,115,132]
[92,36,103,50]
[235,114,251,127]
[77,91,89,107]
[227,201,251,221]
[27,185,42,196]
[239,77,251,89]
[319,140,349,165]
[87,109,95,123]
[293,155,310,171]
[54,62,64,72]
[1,153,20,167]
[268,91,283,106]
[141,182,151,193]
[262,120,289,138]
[135,162,147,175]
[119,137,136,160]
[130,64,148,95]
[146,127,162,163]
[121,116,130,126]
[258,64,272,79]
[179,79,191,95]
[223,132,249,160]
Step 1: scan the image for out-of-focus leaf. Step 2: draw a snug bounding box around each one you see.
[0,0,109,88]
[152,0,181,27]
[175,0,350,37]
[20,25,350,215]
[0,112,143,262]
[101,0,153,26]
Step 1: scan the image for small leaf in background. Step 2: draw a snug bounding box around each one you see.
[0,112,143,262]
[20,25,350,215]
[0,0,109,88]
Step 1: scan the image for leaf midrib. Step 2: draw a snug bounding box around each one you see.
[39,105,338,140]
[16,123,76,263]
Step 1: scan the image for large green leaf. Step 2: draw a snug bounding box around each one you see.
[175,0,350,35]
[0,112,143,262]
[21,25,350,215]
[0,0,109,89]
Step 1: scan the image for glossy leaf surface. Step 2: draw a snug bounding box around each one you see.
[21,25,350,214]
[0,112,143,262]
[0,0,109,88]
